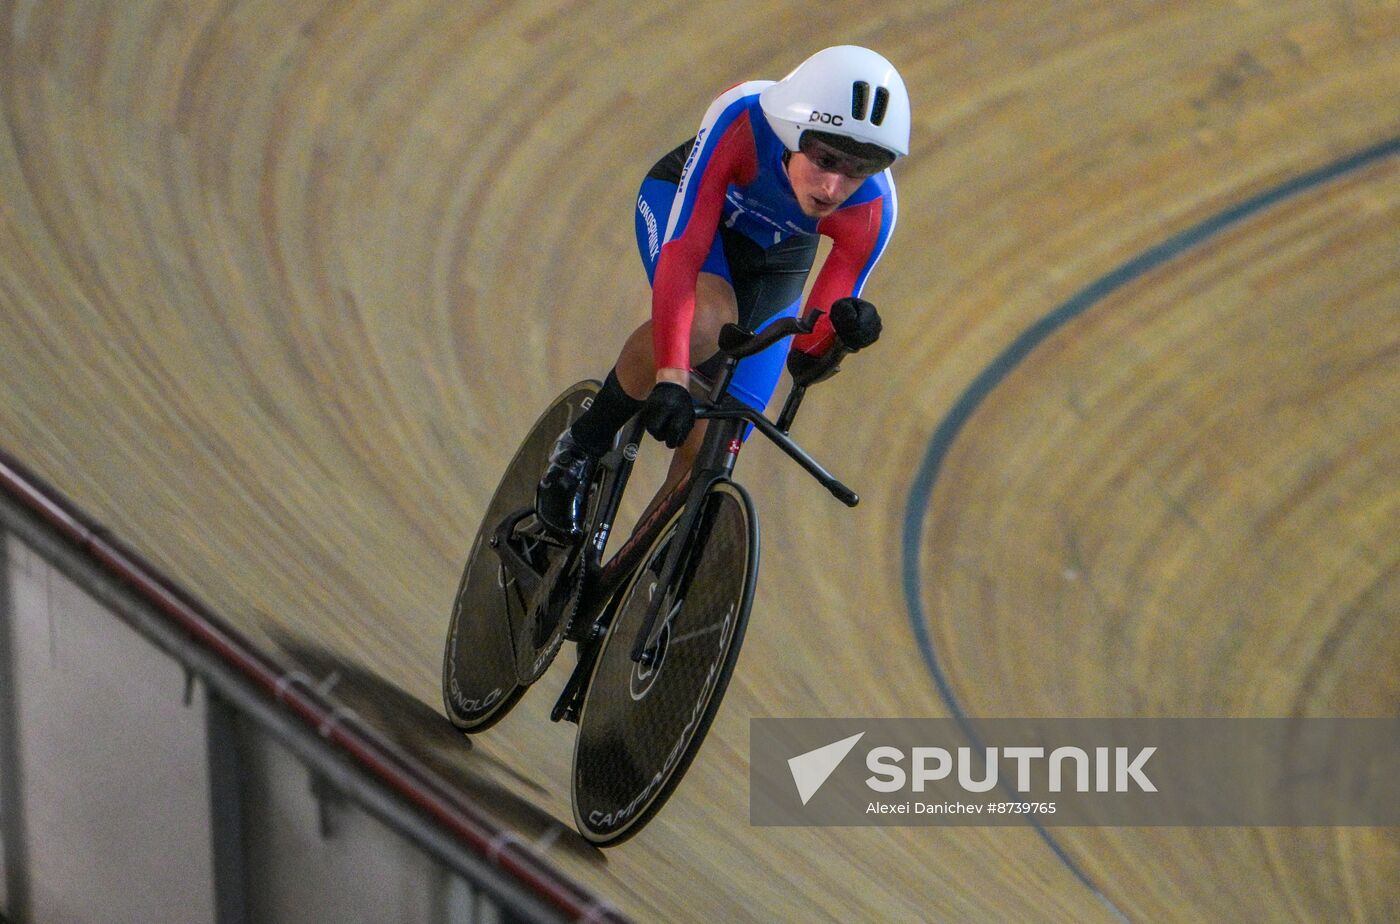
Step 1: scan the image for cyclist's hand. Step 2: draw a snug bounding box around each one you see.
[642,381,695,449]
[830,297,882,351]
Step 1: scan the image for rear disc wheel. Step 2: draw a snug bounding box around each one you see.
[441,381,600,732]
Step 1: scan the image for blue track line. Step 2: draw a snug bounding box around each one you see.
[899,135,1400,922]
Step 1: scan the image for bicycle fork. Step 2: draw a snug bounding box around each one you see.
[548,476,724,723]
[546,414,740,722]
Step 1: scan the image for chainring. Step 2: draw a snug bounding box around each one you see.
[500,529,584,686]
[522,550,585,684]
[499,459,605,685]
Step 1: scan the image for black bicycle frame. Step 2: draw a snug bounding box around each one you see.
[568,386,749,645]
[549,314,857,721]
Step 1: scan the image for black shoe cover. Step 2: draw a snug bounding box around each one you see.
[535,429,598,540]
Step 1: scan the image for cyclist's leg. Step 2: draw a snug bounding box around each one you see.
[632,272,737,524]
[648,294,799,514]
[567,176,733,439]
[613,274,736,396]
[625,213,737,520]
[537,176,731,536]
[640,231,818,523]
[724,295,804,418]
[630,297,799,546]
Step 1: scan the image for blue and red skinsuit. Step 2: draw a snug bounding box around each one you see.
[633,80,897,414]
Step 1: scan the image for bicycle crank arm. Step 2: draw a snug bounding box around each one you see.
[696,408,859,507]
[550,636,601,724]
[490,507,550,598]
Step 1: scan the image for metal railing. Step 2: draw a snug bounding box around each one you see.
[0,448,629,924]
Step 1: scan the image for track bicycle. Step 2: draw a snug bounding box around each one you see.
[442,312,856,845]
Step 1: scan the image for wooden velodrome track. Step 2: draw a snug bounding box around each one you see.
[2,1,1397,921]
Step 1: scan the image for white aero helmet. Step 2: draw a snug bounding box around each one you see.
[759,45,911,161]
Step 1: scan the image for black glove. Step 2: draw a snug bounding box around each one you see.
[641,381,695,449]
[830,297,882,351]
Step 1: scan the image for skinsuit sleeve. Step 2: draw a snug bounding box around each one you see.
[792,175,898,358]
[651,86,762,372]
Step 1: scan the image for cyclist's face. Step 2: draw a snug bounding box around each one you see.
[787,145,871,218]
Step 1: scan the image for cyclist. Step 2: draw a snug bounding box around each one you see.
[536,45,909,538]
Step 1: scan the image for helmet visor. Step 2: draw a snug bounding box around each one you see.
[798,130,897,179]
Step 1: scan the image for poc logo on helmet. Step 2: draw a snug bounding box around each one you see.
[808,111,844,126]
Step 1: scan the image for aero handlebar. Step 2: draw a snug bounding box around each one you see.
[700,310,859,507]
[716,311,822,359]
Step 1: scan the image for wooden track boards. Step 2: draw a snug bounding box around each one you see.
[2,2,1397,920]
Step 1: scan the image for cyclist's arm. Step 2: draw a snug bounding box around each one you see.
[793,177,897,357]
[651,89,761,383]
